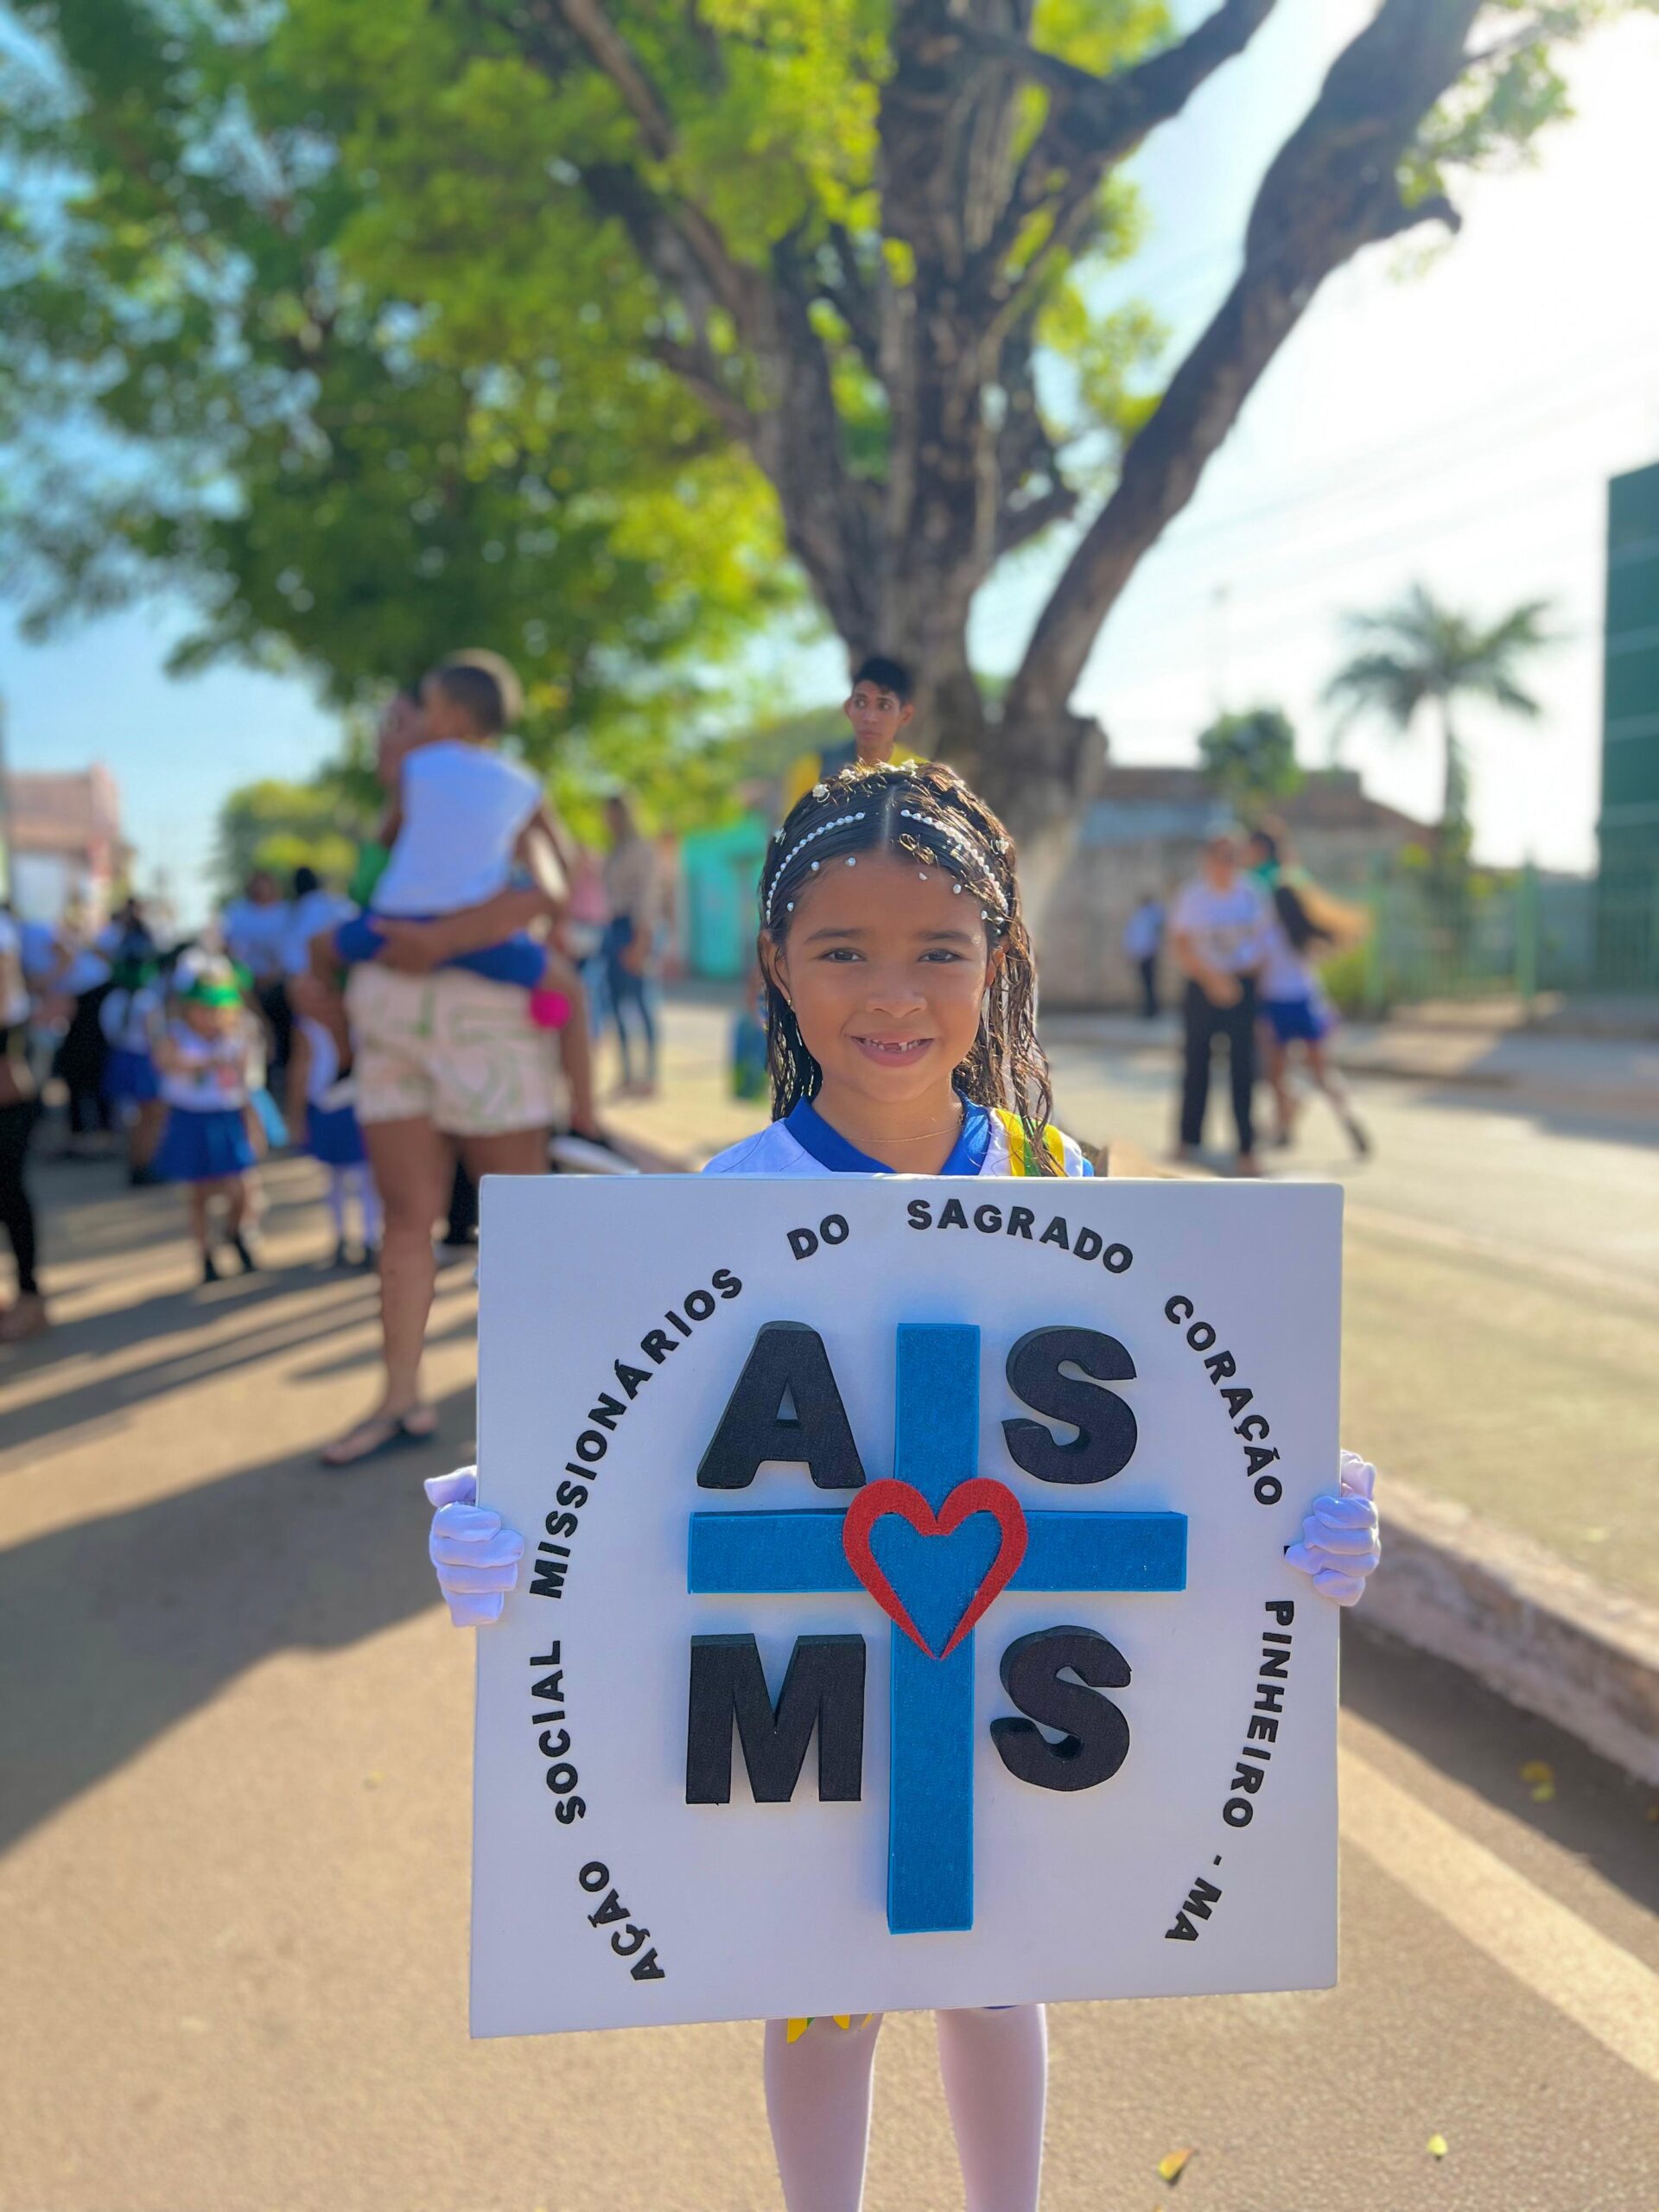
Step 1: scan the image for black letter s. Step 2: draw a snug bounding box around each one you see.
[989,1627,1131,1791]
[1001,1326,1137,1483]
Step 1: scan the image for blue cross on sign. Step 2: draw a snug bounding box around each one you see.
[688,1323,1187,1935]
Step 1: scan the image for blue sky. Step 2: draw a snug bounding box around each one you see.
[4,1,1657,920]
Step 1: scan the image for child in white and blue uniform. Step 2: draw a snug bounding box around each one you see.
[424,763,1382,2212]
[296,1014,381,1268]
[152,965,261,1281]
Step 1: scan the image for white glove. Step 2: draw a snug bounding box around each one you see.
[425,1465,524,1626]
[1285,1450,1380,1606]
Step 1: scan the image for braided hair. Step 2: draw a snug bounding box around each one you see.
[758,760,1059,1171]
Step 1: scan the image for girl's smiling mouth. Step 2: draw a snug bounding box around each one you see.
[851,1033,934,1063]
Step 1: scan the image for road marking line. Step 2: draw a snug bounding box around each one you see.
[1339,1750,1659,2085]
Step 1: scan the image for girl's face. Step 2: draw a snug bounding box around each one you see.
[766,850,995,1105]
[184,999,237,1039]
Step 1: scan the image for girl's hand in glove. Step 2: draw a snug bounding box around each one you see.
[1285,1451,1380,1606]
[425,1466,524,1626]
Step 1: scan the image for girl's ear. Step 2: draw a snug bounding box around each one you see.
[759,930,790,1006]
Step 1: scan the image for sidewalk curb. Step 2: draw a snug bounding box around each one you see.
[1365,1476,1659,1786]
[1045,1019,1658,1117]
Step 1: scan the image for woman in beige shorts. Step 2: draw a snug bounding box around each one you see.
[319,676,567,1468]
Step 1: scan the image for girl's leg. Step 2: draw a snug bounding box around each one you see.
[348,1161,383,1249]
[133,1097,165,1169]
[539,949,601,1135]
[605,958,635,1088]
[325,1167,349,1252]
[225,1173,259,1268]
[1306,1040,1370,1155]
[763,2015,885,2212]
[935,2006,1048,2212]
[1262,1029,1294,1146]
[188,1183,213,1265]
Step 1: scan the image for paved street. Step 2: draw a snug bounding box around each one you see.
[614,996,1659,1605]
[3,1070,1656,2211]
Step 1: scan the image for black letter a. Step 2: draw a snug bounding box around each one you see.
[696,1321,866,1489]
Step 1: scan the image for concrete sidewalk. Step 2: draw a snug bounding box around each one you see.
[1044,1006,1659,1123]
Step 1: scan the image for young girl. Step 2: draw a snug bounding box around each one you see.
[292,1012,381,1268]
[1245,830,1371,1159]
[425,763,1382,2212]
[151,965,261,1281]
[99,952,166,1182]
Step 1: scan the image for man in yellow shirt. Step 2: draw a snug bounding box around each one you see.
[781,657,924,813]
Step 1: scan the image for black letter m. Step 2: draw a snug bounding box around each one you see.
[685,1635,865,1803]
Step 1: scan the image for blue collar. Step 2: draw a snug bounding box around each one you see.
[785,1095,992,1177]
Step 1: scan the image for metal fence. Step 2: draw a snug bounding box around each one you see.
[1351,867,1659,1011]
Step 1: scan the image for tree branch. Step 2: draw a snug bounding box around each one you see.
[1004,0,1484,734]
[976,0,1280,288]
[551,0,676,159]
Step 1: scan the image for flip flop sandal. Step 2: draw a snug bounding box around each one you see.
[320,1409,439,1470]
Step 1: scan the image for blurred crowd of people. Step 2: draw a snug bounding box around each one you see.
[0,649,666,1407]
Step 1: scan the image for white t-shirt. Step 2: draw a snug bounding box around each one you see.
[373,741,543,917]
[221,899,292,981]
[1170,876,1272,978]
[702,1105,1091,1179]
[283,887,356,976]
[159,1022,252,1111]
[0,915,28,1027]
[1259,915,1318,1003]
[18,918,60,986]
[1122,902,1163,961]
[57,945,111,996]
[99,982,162,1053]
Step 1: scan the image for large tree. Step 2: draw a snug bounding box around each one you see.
[1,0,1641,824]
[266,0,1635,830]
[0,0,791,760]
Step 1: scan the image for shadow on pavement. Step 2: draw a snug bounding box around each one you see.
[0,1268,385,1459]
[1342,1616,1659,1918]
[0,1384,470,1854]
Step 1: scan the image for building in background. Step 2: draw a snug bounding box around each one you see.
[1038,766,1431,1007]
[5,766,129,926]
[1599,461,1659,989]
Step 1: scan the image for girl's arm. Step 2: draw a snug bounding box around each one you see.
[371,884,556,974]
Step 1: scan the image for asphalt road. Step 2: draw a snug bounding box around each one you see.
[2,1121,1656,2212]
[1044,1030,1659,1606]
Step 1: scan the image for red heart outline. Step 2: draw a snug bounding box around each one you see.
[842,1478,1028,1659]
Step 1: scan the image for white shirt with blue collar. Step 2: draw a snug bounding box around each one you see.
[702,1096,1093,1179]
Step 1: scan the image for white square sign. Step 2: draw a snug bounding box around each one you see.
[471,1173,1342,2037]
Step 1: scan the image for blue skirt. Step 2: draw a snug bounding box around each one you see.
[1264,995,1335,1045]
[307,1100,366,1168]
[104,1047,160,1105]
[153,1106,257,1184]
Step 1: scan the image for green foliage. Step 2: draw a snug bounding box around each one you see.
[213,778,370,897]
[0,0,790,759]
[0,0,1640,798]
[1197,705,1303,814]
[1405,2,1658,203]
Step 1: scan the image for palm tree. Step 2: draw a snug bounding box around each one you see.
[1324,584,1554,852]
